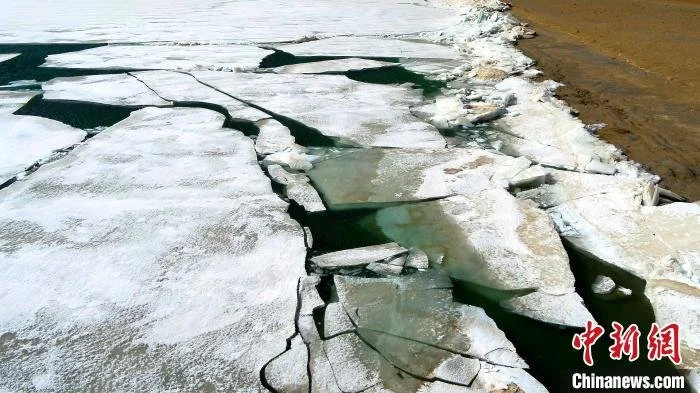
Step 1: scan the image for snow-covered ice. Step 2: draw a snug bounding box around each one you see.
[0,53,19,63]
[191,71,447,148]
[0,0,459,43]
[42,74,172,106]
[43,44,272,71]
[0,115,86,184]
[130,70,269,120]
[273,58,395,74]
[277,36,460,59]
[0,90,39,115]
[0,107,306,391]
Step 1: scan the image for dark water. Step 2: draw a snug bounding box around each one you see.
[0,44,139,86]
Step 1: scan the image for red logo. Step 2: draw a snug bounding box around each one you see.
[573,321,682,366]
[609,322,640,361]
[572,320,605,366]
[647,322,682,365]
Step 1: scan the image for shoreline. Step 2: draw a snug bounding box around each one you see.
[511,0,700,201]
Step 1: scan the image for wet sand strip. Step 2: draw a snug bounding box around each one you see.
[511,0,700,200]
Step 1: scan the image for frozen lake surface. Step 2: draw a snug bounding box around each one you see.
[0,0,697,392]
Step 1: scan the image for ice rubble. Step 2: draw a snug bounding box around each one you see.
[0,53,19,63]
[267,164,326,213]
[0,115,86,184]
[254,118,299,155]
[0,107,306,391]
[42,44,272,71]
[42,74,172,106]
[376,189,593,327]
[192,71,446,148]
[273,58,395,74]
[265,269,548,393]
[0,0,459,43]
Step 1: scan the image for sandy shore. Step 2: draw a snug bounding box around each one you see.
[511,0,700,200]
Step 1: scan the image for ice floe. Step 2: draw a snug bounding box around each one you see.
[191,71,446,148]
[269,270,548,393]
[130,70,269,121]
[0,90,39,115]
[334,272,527,367]
[307,148,517,209]
[42,74,172,106]
[376,189,593,327]
[310,243,407,269]
[254,118,299,155]
[277,36,460,59]
[644,278,700,369]
[0,107,306,391]
[0,53,19,63]
[267,164,326,213]
[273,58,395,74]
[0,115,86,184]
[0,0,459,43]
[43,44,272,71]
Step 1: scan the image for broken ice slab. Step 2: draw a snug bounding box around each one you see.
[276,36,460,59]
[334,272,527,367]
[0,53,19,63]
[0,114,86,184]
[472,362,549,393]
[273,58,395,74]
[518,168,651,209]
[644,279,700,369]
[495,77,624,172]
[267,164,326,213]
[376,189,594,327]
[405,248,430,269]
[549,192,700,280]
[255,118,299,155]
[307,147,518,209]
[323,302,355,337]
[42,74,172,106]
[359,328,481,384]
[191,71,446,148]
[130,71,269,121]
[399,58,464,77]
[261,151,319,171]
[501,292,593,328]
[42,44,273,71]
[0,0,459,43]
[0,90,39,115]
[299,276,324,316]
[310,243,408,269]
[0,107,306,391]
[264,335,309,393]
[591,275,616,295]
[366,261,403,276]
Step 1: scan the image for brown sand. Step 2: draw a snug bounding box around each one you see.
[511,0,700,200]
